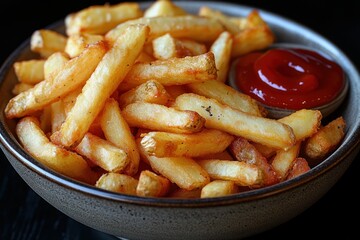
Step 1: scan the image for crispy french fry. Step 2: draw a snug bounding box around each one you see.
[96,172,138,195]
[122,102,205,134]
[136,170,171,197]
[65,33,104,58]
[51,24,149,148]
[118,80,170,108]
[65,2,143,36]
[174,93,296,149]
[196,150,234,161]
[210,31,233,82]
[16,116,98,184]
[106,15,224,44]
[11,83,33,95]
[197,159,261,186]
[169,188,201,199]
[140,129,234,158]
[100,98,140,176]
[75,133,130,173]
[200,180,239,198]
[271,142,301,180]
[119,52,217,92]
[187,80,263,117]
[30,29,67,58]
[50,100,66,134]
[13,59,45,84]
[43,52,70,80]
[144,0,187,17]
[229,137,279,186]
[164,85,188,100]
[303,116,346,162]
[286,157,310,180]
[5,41,108,119]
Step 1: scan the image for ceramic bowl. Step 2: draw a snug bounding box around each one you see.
[1,1,360,240]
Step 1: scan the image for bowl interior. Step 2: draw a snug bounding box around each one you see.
[1,1,360,205]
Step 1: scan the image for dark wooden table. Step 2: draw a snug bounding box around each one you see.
[1,1,360,239]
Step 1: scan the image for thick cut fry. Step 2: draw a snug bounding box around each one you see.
[119,52,217,92]
[75,133,130,173]
[51,25,149,148]
[50,100,66,134]
[303,116,346,161]
[197,159,261,186]
[118,80,170,108]
[30,29,67,58]
[5,41,108,119]
[65,33,104,58]
[11,83,33,95]
[231,10,275,57]
[100,98,140,176]
[95,172,138,195]
[169,188,201,199]
[43,52,70,80]
[152,33,207,60]
[271,142,301,180]
[210,31,233,82]
[229,137,279,186]
[13,59,45,84]
[122,102,205,134]
[136,170,171,197]
[174,93,296,149]
[65,2,143,36]
[106,15,224,44]
[144,0,187,17]
[286,157,310,180]
[187,80,263,116]
[140,129,234,158]
[16,117,98,184]
[200,180,239,198]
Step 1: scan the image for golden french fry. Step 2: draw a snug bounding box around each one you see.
[30,29,67,58]
[303,116,346,162]
[13,59,45,84]
[200,180,239,198]
[39,105,52,133]
[187,80,263,116]
[165,85,188,100]
[50,100,66,134]
[11,83,33,95]
[144,0,187,17]
[286,157,310,180]
[51,24,149,148]
[229,137,279,186]
[231,10,275,57]
[43,52,70,80]
[65,2,143,36]
[75,133,130,173]
[140,129,234,158]
[95,172,138,195]
[136,170,171,197]
[135,51,155,63]
[106,15,224,44]
[118,80,170,108]
[65,33,104,58]
[198,6,241,35]
[169,188,201,199]
[210,31,233,82]
[5,41,108,119]
[16,116,98,184]
[119,52,217,92]
[197,159,261,186]
[122,102,205,134]
[152,33,207,60]
[174,93,296,149]
[196,150,234,161]
[271,142,301,180]
[100,98,140,176]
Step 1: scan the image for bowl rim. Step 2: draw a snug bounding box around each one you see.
[1,0,360,207]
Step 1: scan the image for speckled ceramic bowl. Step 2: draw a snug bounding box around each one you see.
[1,1,360,240]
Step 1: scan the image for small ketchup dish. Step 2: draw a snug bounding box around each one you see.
[229,43,349,119]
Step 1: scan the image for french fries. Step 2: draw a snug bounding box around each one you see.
[6,0,347,199]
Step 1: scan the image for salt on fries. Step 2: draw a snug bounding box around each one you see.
[5,0,346,199]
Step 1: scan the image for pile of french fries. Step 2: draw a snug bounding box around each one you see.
[5,0,346,198]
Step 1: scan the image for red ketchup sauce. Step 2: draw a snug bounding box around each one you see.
[234,48,345,110]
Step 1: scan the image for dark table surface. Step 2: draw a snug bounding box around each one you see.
[1,0,360,239]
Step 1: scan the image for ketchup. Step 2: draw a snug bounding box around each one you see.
[234,48,345,110]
